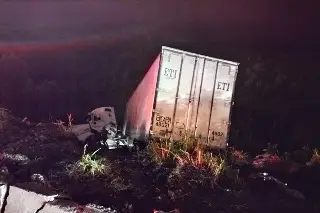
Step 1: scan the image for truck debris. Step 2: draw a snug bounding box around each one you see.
[71,107,137,151]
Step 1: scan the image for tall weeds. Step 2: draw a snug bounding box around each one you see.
[148,136,227,178]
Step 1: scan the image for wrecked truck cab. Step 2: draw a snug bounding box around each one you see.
[88,107,117,133]
[71,107,138,151]
[71,107,117,143]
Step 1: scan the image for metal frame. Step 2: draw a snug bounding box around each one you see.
[185,57,198,132]
[170,53,185,136]
[194,58,206,137]
[189,57,200,136]
[225,67,239,148]
[206,61,220,143]
[162,46,239,66]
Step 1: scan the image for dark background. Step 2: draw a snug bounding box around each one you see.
[0,1,319,152]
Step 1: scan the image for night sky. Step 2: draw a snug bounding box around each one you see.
[0,1,319,149]
[0,1,318,49]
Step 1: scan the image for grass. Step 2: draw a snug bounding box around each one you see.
[148,136,227,178]
[69,144,110,178]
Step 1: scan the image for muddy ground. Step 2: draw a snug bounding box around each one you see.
[1,114,320,213]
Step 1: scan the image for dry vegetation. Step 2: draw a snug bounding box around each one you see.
[52,113,74,137]
[147,137,227,179]
[307,149,320,166]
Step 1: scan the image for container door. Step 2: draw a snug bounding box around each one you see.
[151,49,183,137]
[151,46,239,148]
[171,54,198,139]
[187,57,204,137]
[208,63,238,148]
[192,59,219,143]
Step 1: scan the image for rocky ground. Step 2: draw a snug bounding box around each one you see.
[1,109,320,213]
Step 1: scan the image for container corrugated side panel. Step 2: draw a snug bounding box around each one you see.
[123,55,160,141]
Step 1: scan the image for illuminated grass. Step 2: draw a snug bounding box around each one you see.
[69,144,110,178]
[148,137,227,178]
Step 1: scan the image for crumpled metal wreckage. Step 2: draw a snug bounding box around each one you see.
[70,107,138,151]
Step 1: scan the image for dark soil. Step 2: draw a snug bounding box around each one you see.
[1,115,320,213]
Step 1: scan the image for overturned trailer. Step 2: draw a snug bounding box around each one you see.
[123,46,239,148]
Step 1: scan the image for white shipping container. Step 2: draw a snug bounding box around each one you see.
[123,46,239,148]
